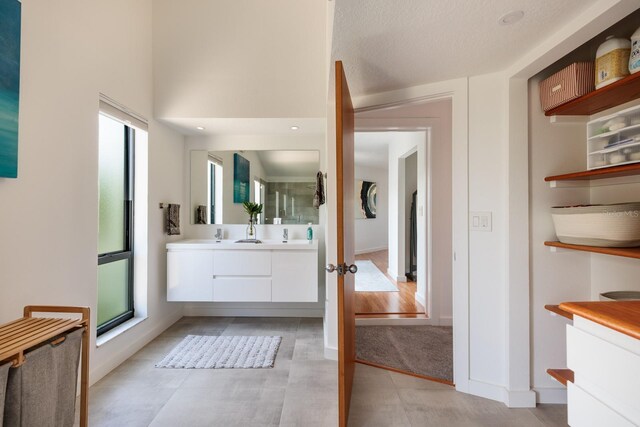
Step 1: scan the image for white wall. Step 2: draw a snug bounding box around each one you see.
[388,132,424,283]
[153,0,327,120]
[467,73,509,391]
[0,0,185,385]
[354,163,388,254]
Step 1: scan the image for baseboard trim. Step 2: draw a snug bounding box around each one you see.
[356,317,437,326]
[355,246,388,255]
[183,306,324,318]
[324,345,338,360]
[90,308,183,386]
[415,292,426,308]
[439,316,453,326]
[534,387,567,404]
[505,389,537,408]
[467,380,536,407]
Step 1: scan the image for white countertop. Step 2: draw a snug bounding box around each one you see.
[166,239,318,250]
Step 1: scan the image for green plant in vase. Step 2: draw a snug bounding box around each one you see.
[242,201,263,240]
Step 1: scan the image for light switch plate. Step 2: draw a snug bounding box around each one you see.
[470,212,492,231]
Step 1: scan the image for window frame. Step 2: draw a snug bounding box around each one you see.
[97,120,135,336]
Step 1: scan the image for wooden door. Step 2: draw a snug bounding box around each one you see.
[335,60,356,427]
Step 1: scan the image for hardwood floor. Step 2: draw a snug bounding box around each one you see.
[355,250,425,316]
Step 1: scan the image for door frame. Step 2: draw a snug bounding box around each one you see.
[349,79,469,392]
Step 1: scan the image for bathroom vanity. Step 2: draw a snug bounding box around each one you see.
[166,239,318,302]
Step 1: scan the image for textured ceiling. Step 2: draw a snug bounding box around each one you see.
[332,0,599,96]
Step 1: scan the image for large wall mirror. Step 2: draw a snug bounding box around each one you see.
[190,150,321,225]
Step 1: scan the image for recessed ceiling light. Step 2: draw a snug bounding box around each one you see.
[196,126,205,130]
[498,10,524,25]
[290,126,299,130]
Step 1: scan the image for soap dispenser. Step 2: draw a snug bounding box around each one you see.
[306,223,313,242]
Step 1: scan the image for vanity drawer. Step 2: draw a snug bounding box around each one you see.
[213,250,271,276]
[568,383,634,427]
[213,278,271,302]
[567,324,640,420]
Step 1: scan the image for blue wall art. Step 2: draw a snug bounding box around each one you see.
[0,0,21,178]
[233,153,250,203]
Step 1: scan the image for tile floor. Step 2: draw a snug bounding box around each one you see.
[77,317,568,426]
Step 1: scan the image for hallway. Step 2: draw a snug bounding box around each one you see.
[355,250,425,316]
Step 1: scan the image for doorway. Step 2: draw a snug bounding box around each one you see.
[352,99,455,387]
[353,131,426,318]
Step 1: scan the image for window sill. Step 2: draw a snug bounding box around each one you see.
[96,316,147,348]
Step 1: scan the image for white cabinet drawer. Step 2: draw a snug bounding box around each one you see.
[167,250,214,301]
[272,250,318,302]
[567,324,640,422]
[213,250,271,276]
[213,278,271,302]
[568,383,634,427]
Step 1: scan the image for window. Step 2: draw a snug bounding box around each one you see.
[97,113,135,335]
[254,179,265,224]
[208,156,223,224]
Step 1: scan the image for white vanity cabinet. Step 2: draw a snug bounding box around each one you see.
[166,240,318,303]
[167,250,214,301]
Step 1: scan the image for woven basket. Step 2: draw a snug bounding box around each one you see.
[551,202,640,247]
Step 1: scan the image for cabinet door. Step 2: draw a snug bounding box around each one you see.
[167,250,213,301]
[272,250,318,302]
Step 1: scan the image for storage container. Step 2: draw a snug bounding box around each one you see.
[630,26,640,74]
[586,103,640,170]
[595,36,631,89]
[539,62,594,112]
[599,291,640,301]
[551,202,640,247]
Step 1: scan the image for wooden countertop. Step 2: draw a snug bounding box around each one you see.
[559,301,640,341]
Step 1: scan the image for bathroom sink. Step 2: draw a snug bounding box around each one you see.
[234,239,263,244]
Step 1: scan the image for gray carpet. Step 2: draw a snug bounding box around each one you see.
[156,335,281,369]
[356,325,453,382]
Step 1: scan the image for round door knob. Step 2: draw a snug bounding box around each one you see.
[325,264,337,273]
[347,264,358,274]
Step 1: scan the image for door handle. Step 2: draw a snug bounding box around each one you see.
[325,263,358,276]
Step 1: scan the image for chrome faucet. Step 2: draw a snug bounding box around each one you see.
[283,228,288,242]
[215,228,223,241]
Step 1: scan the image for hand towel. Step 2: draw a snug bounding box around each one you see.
[196,205,207,224]
[313,171,325,209]
[167,204,181,235]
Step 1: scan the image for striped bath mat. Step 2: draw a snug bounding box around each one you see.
[156,335,281,369]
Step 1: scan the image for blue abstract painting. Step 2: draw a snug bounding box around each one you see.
[233,153,250,203]
[0,0,21,178]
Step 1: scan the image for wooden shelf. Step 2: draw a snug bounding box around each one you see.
[545,304,574,320]
[545,241,640,259]
[546,72,640,116]
[545,163,640,182]
[547,368,574,386]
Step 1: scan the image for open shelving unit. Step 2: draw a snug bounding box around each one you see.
[544,72,640,259]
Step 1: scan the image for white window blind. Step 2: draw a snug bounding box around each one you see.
[99,95,148,131]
